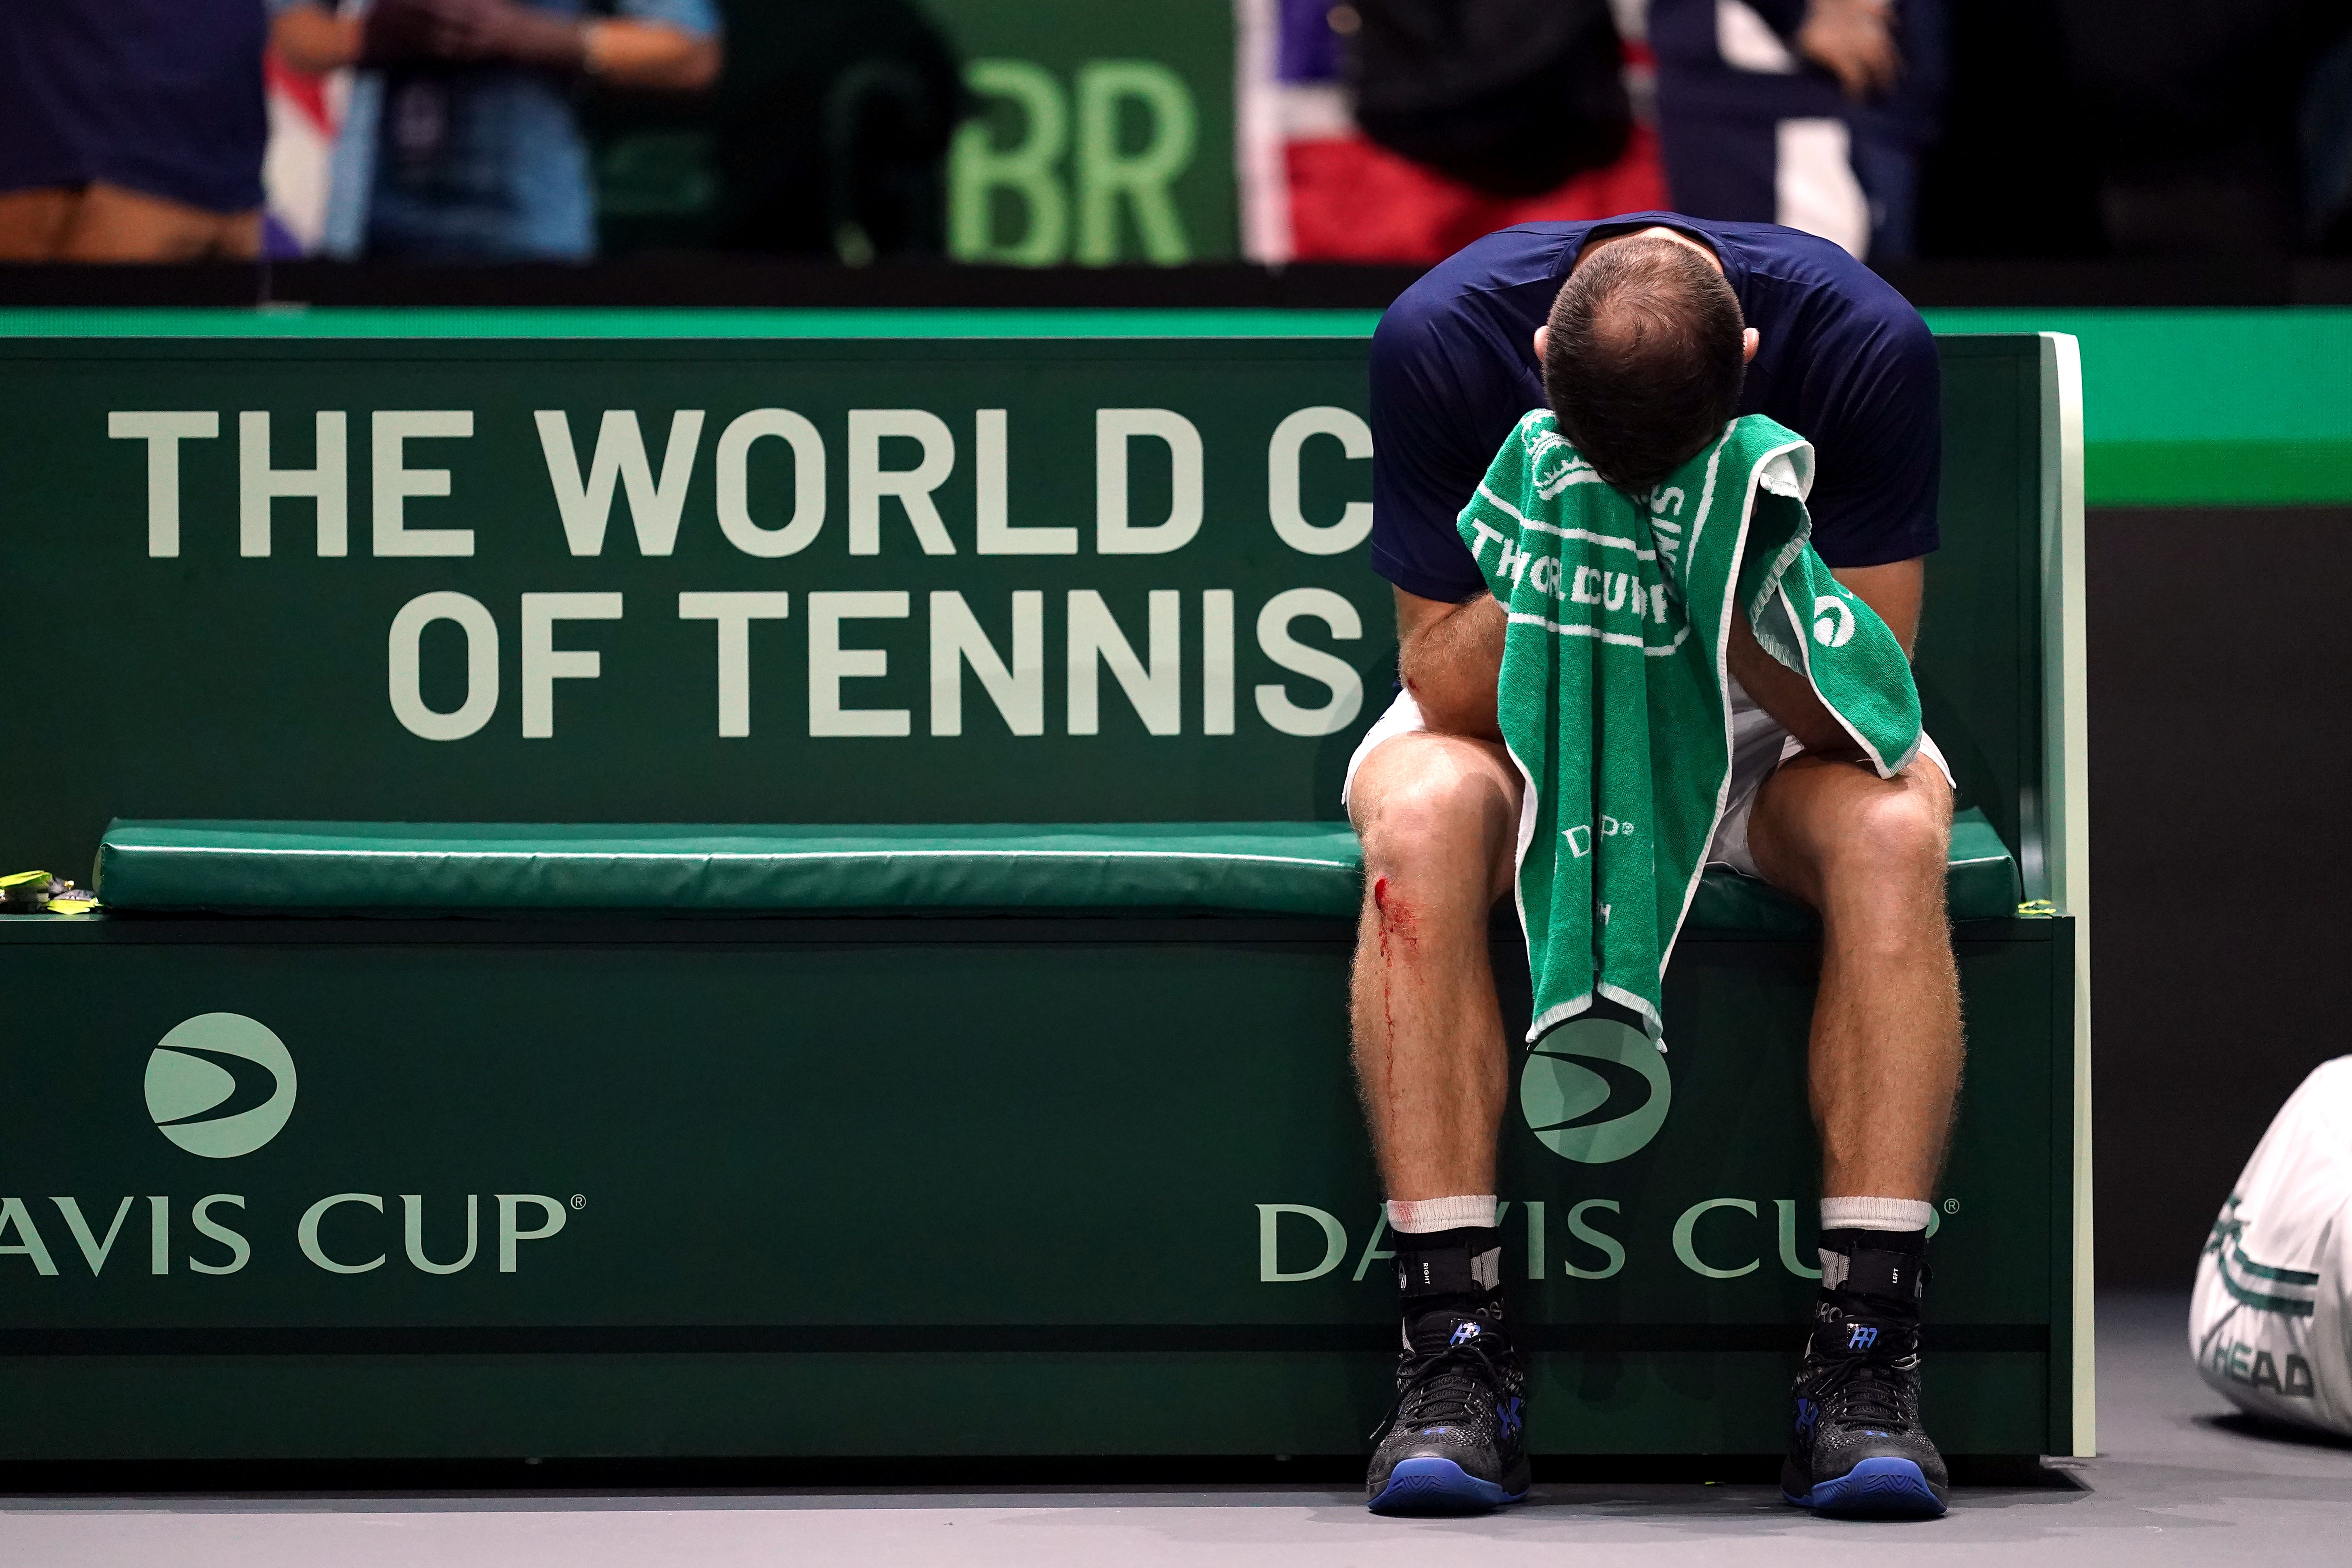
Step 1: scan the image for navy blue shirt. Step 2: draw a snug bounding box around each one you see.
[0,0,267,213]
[1369,214,1941,604]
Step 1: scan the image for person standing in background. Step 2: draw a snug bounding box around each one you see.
[0,0,270,262]
[270,0,721,261]
[1648,0,1945,260]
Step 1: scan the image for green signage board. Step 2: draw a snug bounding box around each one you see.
[0,335,1376,875]
[928,0,1237,264]
[1924,307,2352,506]
[592,1,1238,264]
[0,326,2059,882]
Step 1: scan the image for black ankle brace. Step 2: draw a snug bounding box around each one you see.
[1390,1224,1504,1326]
[1819,1226,1929,1318]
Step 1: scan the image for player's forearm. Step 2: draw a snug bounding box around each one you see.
[1398,592,1505,742]
[1728,556,1926,760]
[1726,614,1863,760]
[1832,559,1922,656]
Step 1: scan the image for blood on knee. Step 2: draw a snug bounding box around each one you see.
[1371,875,1419,945]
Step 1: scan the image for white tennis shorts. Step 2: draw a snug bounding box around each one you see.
[1340,683,1952,879]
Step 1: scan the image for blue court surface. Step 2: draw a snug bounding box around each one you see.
[4,1293,2344,1567]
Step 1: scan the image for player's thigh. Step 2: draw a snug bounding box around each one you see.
[1348,730,1523,905]
[1744,752,1952,908]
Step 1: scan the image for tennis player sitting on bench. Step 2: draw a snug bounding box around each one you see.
[1348,214,1960,1518]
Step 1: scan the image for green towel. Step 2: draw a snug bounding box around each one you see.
[1457,411,1923,1046]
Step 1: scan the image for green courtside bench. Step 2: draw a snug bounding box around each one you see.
[89,814,2021,926]
[0,316,2089,1466]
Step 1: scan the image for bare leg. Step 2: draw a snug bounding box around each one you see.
[0,187,77,262]
[1745,754,1963,1199]
[1346,732,1523,1199]
[57,183,262,262]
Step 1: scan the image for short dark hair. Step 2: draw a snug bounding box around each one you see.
[1542,235,1747,494]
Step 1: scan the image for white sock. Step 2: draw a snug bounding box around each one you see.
[1386,1195,1498,1233]
[1819,1196,1934,1233]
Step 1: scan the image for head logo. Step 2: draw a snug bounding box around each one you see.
[1519,1014,1671,1163]
[144,1013,297,1158]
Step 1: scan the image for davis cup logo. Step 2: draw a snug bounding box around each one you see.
[144,1013,297,1158]
[1519,1014,1671,1163]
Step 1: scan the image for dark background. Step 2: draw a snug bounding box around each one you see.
[2085,505,2351,1286]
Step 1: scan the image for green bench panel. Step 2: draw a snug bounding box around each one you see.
[0,910,2073,1460]
[95,811,2022,925]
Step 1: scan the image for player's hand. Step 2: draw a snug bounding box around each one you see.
[357,0,449,65]
[361,0,587,73]
[445,0,591,71]
[1796,0,1900,101]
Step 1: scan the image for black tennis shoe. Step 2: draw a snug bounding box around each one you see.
[1365,1311,1529,1514]
[1781,1307,1949,1518]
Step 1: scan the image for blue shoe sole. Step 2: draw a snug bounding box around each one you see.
[1367,1457,1527,1515]
[1785,1456,1948,1518]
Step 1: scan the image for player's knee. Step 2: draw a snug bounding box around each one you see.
[1356,754,1509,883]
[1840,786,1949,885]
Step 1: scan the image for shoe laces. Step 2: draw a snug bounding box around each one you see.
[1812,1348,1917,1431]
[1369,1332,1512,1443]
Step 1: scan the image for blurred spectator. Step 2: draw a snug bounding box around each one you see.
[0,0,270,262]
[270,0,721,261]
[1649,0,1947,260]
[262,45,349,255]
[1348,0,1631,196]
[1237,0,1668,263]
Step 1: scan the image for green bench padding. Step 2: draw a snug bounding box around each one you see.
[95,821,1368,918]
[96,810,2023,927]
